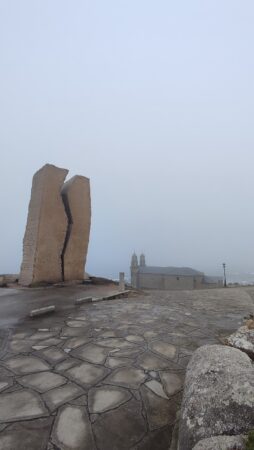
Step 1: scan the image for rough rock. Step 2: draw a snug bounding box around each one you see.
[61,175,91,281]
[246,318,254,329]
[178,344,254,450]
[226,325,254,360]
[19,164,68,286]
[192,434,246,450]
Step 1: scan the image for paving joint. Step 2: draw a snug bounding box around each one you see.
[0,286,253,449]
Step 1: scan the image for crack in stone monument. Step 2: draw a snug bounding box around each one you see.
[19,164,91,286]
[60,186,73,281]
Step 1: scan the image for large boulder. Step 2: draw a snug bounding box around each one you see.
[178,345,254,450]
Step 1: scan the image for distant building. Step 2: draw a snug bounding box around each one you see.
[130,253,222,290]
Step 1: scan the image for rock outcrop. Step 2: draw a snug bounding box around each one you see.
[19,164,68,286]
[226,323,254,360]
[192,435,246,450]
[178,344,254,450]
[61,176,91,281]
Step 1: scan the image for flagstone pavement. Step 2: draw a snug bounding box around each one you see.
[0,285,253,450]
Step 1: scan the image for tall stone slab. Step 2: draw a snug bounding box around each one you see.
[19,164,68,286]
[61,175,91,281]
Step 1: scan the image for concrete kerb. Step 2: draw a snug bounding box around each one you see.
[74,297,93,305]
[92,290,131,303]
[29,291,132,316]
[30,306,56,317]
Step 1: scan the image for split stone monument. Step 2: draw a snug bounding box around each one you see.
[61,175,91,282]
[19,164,91,286]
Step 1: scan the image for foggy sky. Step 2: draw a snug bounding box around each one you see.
[1,1,254,280]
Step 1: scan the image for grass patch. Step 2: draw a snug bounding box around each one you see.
[246,431,254,450]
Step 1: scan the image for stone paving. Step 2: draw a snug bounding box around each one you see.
[0,286,254,449]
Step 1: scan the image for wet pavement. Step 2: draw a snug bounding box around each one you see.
[0,285,253,450]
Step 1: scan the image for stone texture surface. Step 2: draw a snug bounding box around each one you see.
[66,320,87,328]
[105,367,147,389]
[149,341,177,359]
[64,336,91,349]
[55,358,80,372]
[52,405,95,449]
[0,390,47,422]
[19,164,68,286]
[96,338,135,349]
[126,335,144,343]
[61,175,91,282]
[93,399,146,450]
[0,286,254,450]
[43,383,84,411]
[160,372,183,397]
[106,356,133,368]
[39,346,67,364]
[192,435,246,450]
[29,331,58,340]
[141,386,178,430]
[145,380,168,399]
[66,361,108,387]
[4,356,50,374]
[178,344,254,450]
[72,343,109,364]
[88,385,131,413]
[226,324,254,359]
[18,371,66,393]
[135,426,173,450]
[0,418,53,450]
[137,352,173,371]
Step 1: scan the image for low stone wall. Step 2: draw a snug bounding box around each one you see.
[0,274,19,285]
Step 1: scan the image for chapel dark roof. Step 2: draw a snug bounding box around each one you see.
[138,266,204,276]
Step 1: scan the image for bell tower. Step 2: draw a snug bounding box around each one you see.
[140,253,146,267]
[130,252,139,288]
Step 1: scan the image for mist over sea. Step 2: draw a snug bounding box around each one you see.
[227,272,254,285]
